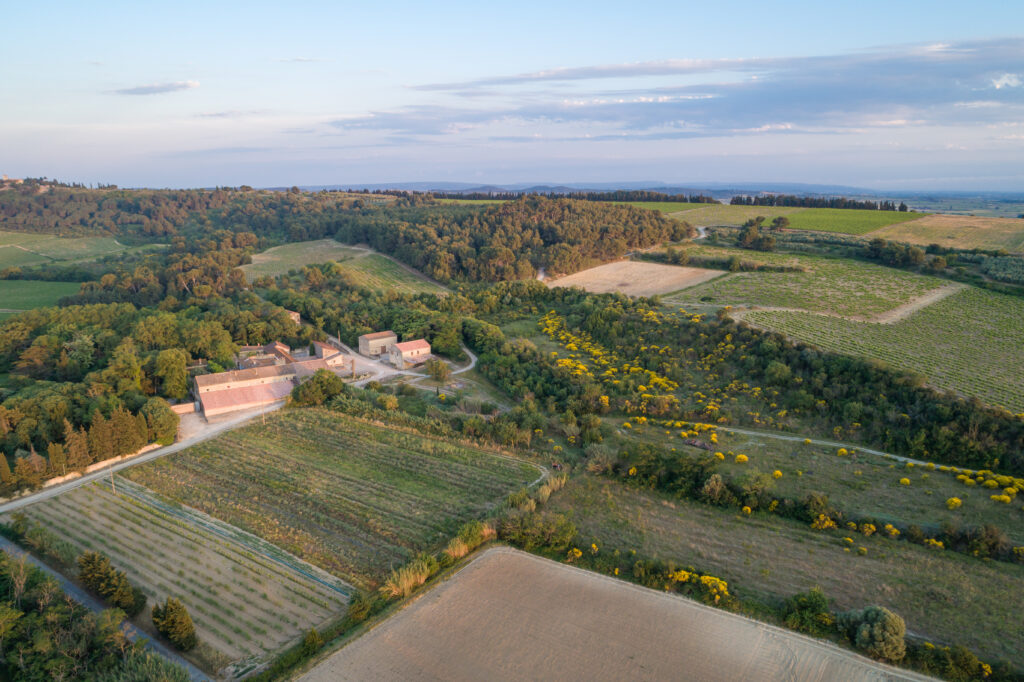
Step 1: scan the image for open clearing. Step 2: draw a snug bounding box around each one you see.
[667,244,944,317]
[241,239,446,294]
[0,279,80,311]
[10,480,349,674]
[742,286,1024,413]
[868,214,1024,253]
[668,206,924,234]
[122,409,542,588]
[550,477,1024,662]
[302,546,925,682]
[0,229,130,268]
[548,260,722,296]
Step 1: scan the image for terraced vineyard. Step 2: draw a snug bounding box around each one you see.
[14,480,349,675]
[743,287,1024,413]
[122,409,542,588]
[666,244,943,317]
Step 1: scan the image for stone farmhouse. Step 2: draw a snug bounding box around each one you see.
[358,331,397,356]
[389,339,431,369]
[195,340,353,418]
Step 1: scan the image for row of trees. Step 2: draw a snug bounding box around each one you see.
[731,194,908,211]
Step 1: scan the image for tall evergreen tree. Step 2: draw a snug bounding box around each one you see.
[47,442,67,477]
[152,597,197,651]
[88,410,113,463]
[65,426,91,471]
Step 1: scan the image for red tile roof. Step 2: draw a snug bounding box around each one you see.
[393,339,431,352]
[199,381,294,413]
[359,331,397,341]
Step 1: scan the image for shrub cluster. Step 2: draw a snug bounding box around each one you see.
[78,551,147,617]
[152,597,197,651]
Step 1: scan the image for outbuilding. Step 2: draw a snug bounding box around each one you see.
[389,339,431,369]
[358,331,398,356]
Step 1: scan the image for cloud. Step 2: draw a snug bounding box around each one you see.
[113,80,199,96]
[334,38,1024,144]
[992,73,1021,89]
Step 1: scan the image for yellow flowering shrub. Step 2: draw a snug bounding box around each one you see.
[811,514,837,530]
[566,547,582,562]
[946,497,962,510]
[735,454,748,464]
[899,478,911,486]
[990,494,1012,504]
[741,506,752,515]
[924,538,944,550]
[772,470,783,479]
[714,452,725,460]
[837,448,848,456]
[860,523,876,537]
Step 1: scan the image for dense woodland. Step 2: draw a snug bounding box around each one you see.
[431,190,719,203]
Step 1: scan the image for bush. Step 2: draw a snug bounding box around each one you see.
[152,597,197,651]
[380,554,439,599]
[78,551,147,617]
[301,628,324,656]
[498,512,577,552]
[837,606,906,663]
[781,587,834,637]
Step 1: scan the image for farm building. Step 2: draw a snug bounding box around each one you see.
[358,331,397,356]
[237,341,296,369]
[312,341,350,368]
[389,339,431,368]
[285,309,301,324]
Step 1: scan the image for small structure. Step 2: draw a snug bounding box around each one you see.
[389,339,431,369]
[285,309,301,325]
[358,331,397,357]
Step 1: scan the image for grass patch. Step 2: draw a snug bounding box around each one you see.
[743,287,1024,413]
[666,244,943,317]
[240,239,366,281]
[620,201,708,214]
[548,475,1024,662]
[0,279,80,310]
[869,214,1024,253]
[121,409,541,588]
[334,253,447,295]
[784,208,923,235]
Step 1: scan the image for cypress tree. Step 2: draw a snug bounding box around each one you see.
[152,597,197,651]
[65,428,91,471]
[0,457,12,487]
[47,442,67,477]
[88,410,113,463]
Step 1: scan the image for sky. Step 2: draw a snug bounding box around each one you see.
[2,1,1023,191]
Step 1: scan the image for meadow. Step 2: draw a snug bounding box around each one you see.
[868,214,1024,253]
[784,208,922,235]
[13,480,350,675]
[742,287,1024,413]
[621,201,708,213]
[549,475,1024,662]
[620,423,1024,543]
[121,409,543,588]
[0,279,80,311]
[239,239,366,280]
[241,240,446,294]
[666,244,944,317]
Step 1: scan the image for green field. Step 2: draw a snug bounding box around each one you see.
[239,239,367,280]
[0,229,130,268]
[122,409,543,588]
[621,201,708,214]
[743,287,1024,413]
[783,208,923,234]
[665,244,943,317]
[13,480,349,672]
[241,240,446,294]
[0,279,80,311]
[550,475,1024,662]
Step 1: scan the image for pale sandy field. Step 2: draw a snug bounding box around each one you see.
[870,214,1024,252]
[548,260,721,296]
[301,547,929,682]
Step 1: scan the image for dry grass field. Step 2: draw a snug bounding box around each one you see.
[548,260,722,296]
[301,547,927,682]
[549,477,1024,662]
[12,480,350,675]
[868,214,1024,253]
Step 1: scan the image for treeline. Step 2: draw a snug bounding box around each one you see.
[431,190,719,204]
[730,194,908,211]
[0,550,188,680]
[334,196,693,281]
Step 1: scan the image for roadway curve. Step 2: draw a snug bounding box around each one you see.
[0,537,209,681]
[0,403,284,514]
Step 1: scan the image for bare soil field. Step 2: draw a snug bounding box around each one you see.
[869,214,1024,252]
[548,260,722,296]
[302,547,927,682]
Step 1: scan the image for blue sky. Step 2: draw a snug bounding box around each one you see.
[2,1,1023,190]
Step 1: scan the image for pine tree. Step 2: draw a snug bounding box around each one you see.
[13,457,42,490]
[0,457,12,487]
[152,597,197,651]
[47,442,67,477]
